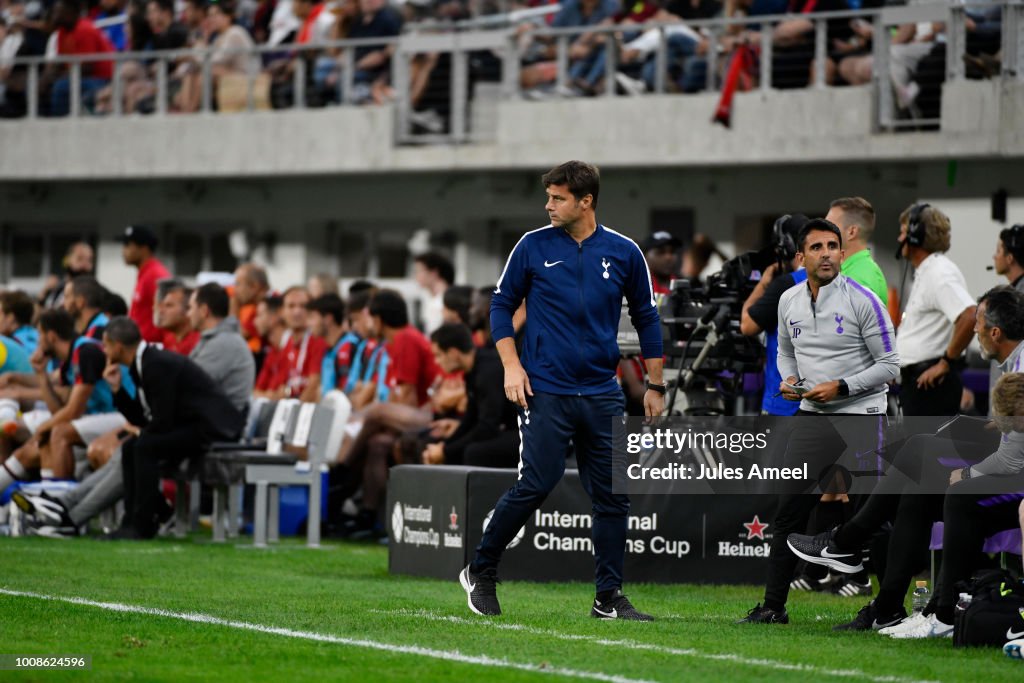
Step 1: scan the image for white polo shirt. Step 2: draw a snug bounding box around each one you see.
[896,252,975,367]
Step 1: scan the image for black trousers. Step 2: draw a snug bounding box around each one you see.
[900,363,962,418]
[937,480,1024,611]
[763,411,854,611]
[832,429,1000,614]
[121,427,207,538]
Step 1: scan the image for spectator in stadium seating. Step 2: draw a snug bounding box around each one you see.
[786,286,1024,632]
[117,225,171,344]
[0,0,49,119]
[895,203,976,418]
[346,0,403,103]
[413,251,455,335]
[94,0,129,51]
[101,316,244,539]
[119,0,189,113]
[44,0,115,116]
[231,262,270,355]
[826,196,888,305]
[155,279,200,355]
[518,0,619,92]
[0,289,39,353]
[307,293,360,398]
[40,241,94,310]
[0,309,121,489]
[187,282,255,413]
[441,285,473,327]
[174,0,255,112]
[255,287,326,401]
[615,0,716,95]
[421,323,519,467]
[643,231,681,297]
[769,0,853,90]
[308,273,340,300]
[253,294,287,394]
[312,0,359,105]
[181,0,209,45]
[63,275,111,340]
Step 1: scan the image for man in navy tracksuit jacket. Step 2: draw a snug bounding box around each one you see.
[459,161,666,620]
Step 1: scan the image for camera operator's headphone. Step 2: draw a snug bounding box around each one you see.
[773,214,798,262]
[905,203,930,248]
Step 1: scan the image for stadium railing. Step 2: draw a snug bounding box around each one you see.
[5,0,1020,142]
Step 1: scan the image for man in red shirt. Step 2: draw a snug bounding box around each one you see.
[255,287,326,401]
[118,225,170,344]
[373,289,440,407]
[48,0,115,116]
[253,294,286,393]
[155,279,199,355]
[642,231,681,297]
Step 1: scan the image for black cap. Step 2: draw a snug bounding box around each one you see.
[117,225,159,250]
[777,213,810,239]
[642,231,682,252]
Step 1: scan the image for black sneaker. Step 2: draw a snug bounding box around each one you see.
[591,589,654,621]
[99,526,145,541]
[736,603,789,624]
[459,565,501,616]
[833,601,907,631]
[786,528,863,574]
[11,491,73,527]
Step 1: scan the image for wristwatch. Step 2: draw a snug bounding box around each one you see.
[646,381,667,395]
[837,379,849,397]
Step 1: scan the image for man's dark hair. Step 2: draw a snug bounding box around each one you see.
[103,292,128,317]
[541,160,600,209]
[69,275,107,310]
[56,0,83,14]
[979,285,1024,341]
[195,282,230,319]
[347,290,372,317]
[797,219,843,253]
[38,309,76,341]
[104,316,142,346]
[369,289,408,329]
[157,277,189,303]
[148,0,174,13]
[262,294,284,314]
[442,285,473,326]
[0,290,36,327]
[348,279,376,296]
[999,225,1024,265]
[414,252,455,286]
[431,323,475,353]
[307,293,346,326]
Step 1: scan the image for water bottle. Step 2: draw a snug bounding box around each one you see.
[0,398,18,437]
[911,580,930,614]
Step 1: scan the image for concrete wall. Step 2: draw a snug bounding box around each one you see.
[2,159,1022,306]
[1,81,1023,180]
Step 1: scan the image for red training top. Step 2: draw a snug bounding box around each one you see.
[385,325,441,406]
[130,257,171,344]
[57,19,115,80]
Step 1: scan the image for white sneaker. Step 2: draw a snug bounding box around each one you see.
[877,611,927,636]
[1005,638,1024,660]
[889,613,953,639]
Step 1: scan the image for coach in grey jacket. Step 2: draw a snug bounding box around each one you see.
[188,283,255,414]
[740,218,900,626]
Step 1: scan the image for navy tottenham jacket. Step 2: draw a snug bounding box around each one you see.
[490,223,663,396]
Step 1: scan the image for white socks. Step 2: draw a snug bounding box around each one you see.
[0,455,27,491]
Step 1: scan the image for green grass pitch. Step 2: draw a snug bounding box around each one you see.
[0,535,1019,682]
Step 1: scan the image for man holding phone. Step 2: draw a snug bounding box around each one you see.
[738,218,899,625]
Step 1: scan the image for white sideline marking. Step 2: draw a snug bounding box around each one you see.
[0,588,651,683]
[372,609,940,683]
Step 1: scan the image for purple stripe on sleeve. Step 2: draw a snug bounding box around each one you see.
[847,278,893,353]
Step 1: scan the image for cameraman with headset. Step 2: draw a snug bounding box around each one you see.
[741,213,811,416]
[895,203,976,417]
